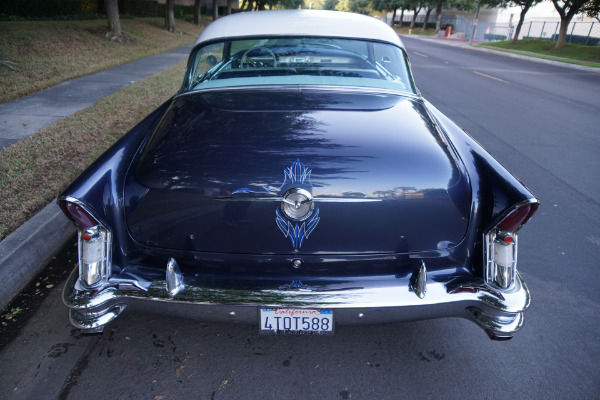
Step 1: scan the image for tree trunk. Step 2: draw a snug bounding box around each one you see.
[194,0,202,26]
[212,0,219,20]
[390,8,397,27]
[106,0,121,38]
[511,3,531,44]
[399,9,405,27]
[409,7,421,30]
[435,2,443,33]
[551,0,582,49]
[421,8,433,31]
[165,0,176,32]
[555,16,570,48]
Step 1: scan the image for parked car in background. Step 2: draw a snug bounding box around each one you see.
[59,10,538,340]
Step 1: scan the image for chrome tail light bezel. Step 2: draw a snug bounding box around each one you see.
[58,197,112,288]
[485,228,518,289]
[77,225,112,288]
[484,200,539,289]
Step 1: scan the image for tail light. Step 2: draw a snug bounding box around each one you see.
[58,198,112,288]
[484,201,538,289]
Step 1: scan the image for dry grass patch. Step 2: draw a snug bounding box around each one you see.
[0,61,186,240]
[0,18,205,102]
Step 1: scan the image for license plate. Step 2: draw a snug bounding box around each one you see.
[260,308,333,335]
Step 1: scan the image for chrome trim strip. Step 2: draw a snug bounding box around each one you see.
[216,196,382,203]
[166,258,184,297]
[409,261,427,299]
[69,304,126,331]
[176,85,421,100]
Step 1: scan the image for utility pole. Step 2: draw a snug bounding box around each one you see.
[468,0,482,45]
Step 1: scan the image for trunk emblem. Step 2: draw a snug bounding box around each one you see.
[229,159,322,251]
[227,159,376,251]
[280,188,315,221]
[275,160,320,251]
[225,158,382,251]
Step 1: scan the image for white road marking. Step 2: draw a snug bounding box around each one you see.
[472,70,508,83]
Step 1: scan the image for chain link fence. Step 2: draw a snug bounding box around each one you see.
[398,13,600,45]
[520,20,600,45]
[461,20,600,45]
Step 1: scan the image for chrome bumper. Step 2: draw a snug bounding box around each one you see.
[62,267,530,340]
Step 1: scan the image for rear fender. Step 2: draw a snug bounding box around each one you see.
[58,100,173,272]
[424,101,537,275]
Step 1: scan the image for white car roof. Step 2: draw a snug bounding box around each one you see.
[195,10,404,48]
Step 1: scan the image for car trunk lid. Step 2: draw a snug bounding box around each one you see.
[125,89,471,255]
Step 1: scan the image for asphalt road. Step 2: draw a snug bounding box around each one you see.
[1,38,599,400]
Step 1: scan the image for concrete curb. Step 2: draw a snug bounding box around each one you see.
[0,201,75,310]
[470,45,600,74]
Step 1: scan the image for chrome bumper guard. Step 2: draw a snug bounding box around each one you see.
[62,267,530,340]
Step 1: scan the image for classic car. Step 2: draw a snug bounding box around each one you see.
[59,10,539,340]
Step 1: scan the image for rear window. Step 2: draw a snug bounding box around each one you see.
[182,37,416,94]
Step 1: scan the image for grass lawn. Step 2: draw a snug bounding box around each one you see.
[0,61,187,240]
[479,39,600,67]
[0,17,206,103]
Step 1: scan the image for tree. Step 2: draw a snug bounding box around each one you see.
[242,0,302,11]
[434,0,444,33]
[106,0,121,39]
[552,0,600,48]
[165,0,176,32]
[371,0,407,26]
[581,0,600,18]
[194,0,202,25]
[408,0,423,29]
[352,0,373,13]
[420,2,435,30]
[335,0,354,11]
[507,0,542,43]
[399,7,406,27]
[213,0,219,20]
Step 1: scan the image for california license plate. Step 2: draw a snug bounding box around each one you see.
[260,308,333,335]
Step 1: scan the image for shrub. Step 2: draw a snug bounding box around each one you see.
[0,0,83,17]
[550,33,600,46]
[484,34,507,41]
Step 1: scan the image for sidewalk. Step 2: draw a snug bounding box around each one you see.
[0,45,193,150]
[0,44,193,310]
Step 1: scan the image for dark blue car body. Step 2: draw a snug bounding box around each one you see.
[59,10,538,340]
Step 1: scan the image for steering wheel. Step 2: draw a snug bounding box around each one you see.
[240,47,277,68]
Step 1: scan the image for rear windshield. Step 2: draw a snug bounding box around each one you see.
[182,37,416,94]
